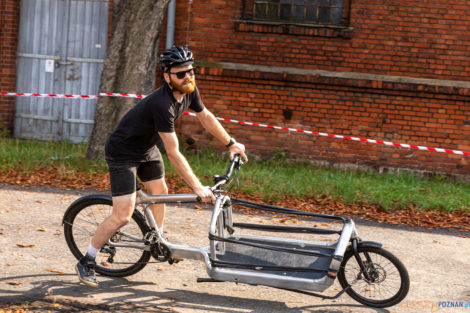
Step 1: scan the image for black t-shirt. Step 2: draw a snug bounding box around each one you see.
[105,83,205,161]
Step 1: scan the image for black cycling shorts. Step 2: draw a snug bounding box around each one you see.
[106,157,165,197]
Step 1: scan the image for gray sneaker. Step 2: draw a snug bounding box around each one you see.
[75,257,98,288]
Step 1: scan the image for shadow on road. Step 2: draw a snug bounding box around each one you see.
[0,273,390,313]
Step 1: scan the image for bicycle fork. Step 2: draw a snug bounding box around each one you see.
[351,238,378,283]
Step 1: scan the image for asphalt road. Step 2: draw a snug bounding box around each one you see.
[0,185,469,312]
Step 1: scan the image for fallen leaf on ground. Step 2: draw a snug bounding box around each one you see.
[45,269,64,275]
[6,281,22,285]
[16,244,35,248]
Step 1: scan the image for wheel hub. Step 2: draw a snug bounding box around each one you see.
[364,262,386,283]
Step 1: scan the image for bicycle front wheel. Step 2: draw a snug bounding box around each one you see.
[63,195,151,277]
[337,246,410,308]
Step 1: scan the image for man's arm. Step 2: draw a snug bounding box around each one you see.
[159,131,214,202]
[196,108,248,162]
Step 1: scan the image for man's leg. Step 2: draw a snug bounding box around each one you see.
[76,193,136,288]
[137,158,167,230]
[142,178,168,230]
[76,160,138,288]
[91,193,136,249]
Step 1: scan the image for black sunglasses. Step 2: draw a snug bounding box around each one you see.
[170,68,196,79]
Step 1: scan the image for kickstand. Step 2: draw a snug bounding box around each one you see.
[196,278,223,283]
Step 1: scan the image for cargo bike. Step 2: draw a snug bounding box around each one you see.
[63,155,410,308]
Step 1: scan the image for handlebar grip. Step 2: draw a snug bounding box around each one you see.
[233,153,243,165]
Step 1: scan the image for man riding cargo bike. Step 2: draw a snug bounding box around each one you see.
[75,45,248,288]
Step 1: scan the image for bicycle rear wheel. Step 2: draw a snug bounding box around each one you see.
[63,195,151,277]
[337,246,409,308]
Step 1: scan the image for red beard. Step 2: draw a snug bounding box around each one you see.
[170,77,196,94]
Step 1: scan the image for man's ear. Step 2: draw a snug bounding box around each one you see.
[163,73,171,85]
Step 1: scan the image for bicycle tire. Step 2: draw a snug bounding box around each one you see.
[337,246,410,308]
[63,195,151,277]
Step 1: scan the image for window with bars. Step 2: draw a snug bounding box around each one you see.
[251,0,348,26]
[237,0,353,37]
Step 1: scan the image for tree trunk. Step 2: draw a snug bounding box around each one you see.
[86,0,170,160]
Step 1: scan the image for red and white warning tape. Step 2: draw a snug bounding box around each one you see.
[2,91,469,156]
[0,92,144,99]
[183,112,469,156]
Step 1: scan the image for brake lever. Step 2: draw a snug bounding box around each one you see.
[232,154,244,168]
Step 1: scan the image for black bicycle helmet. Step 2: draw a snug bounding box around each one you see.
[160,45,194,73]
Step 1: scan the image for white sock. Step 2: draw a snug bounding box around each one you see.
[85,243,99,259]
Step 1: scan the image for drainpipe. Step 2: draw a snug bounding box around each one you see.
[166,0,176,49]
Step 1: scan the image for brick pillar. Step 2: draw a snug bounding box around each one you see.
[0,0,20,134]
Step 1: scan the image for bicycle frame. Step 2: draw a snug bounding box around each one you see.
[107,186,360,293]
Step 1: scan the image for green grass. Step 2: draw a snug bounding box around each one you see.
[0,138,107,174]
[1,138,469,212]
[188,149,469,212]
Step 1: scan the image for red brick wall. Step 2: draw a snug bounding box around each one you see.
[178,70,469,177]
[177,0,470,82]
[0,0,19,133]
[163,0,469,178]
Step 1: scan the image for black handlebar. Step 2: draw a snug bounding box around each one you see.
[225,154,243,179]
[211,154,243,191]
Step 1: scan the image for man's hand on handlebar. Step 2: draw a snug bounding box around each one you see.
[229,142,248,163]
[194,186,215,203]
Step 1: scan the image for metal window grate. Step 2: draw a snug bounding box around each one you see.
[253,0,345,25]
